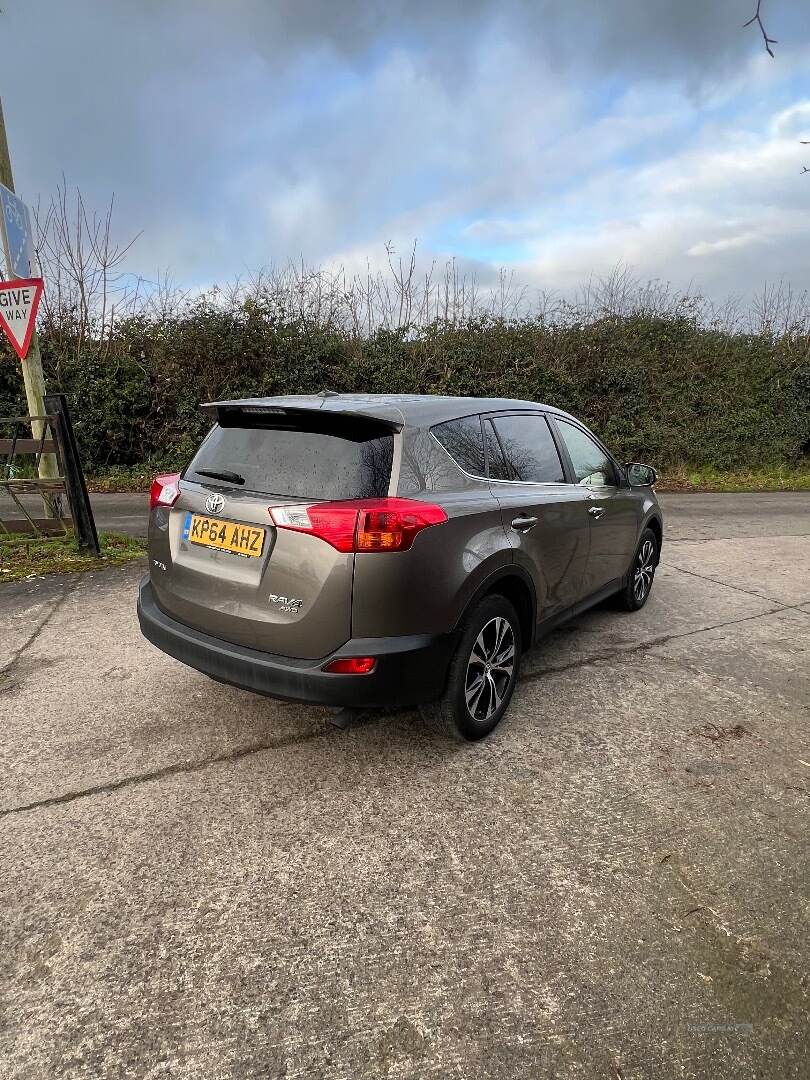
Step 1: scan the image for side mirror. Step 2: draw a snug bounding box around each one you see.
[625,462,658,487]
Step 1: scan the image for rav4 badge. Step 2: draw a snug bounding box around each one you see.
[268,593,303,613]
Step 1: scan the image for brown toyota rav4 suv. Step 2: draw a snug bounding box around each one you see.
[138,394,662,740]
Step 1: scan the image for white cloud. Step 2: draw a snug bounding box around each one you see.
[471,82,810,300]
[687,231,762,257]
[771,100,810,139]
[2,0,808,305]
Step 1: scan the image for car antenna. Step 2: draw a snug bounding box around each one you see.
[317,389,341,397]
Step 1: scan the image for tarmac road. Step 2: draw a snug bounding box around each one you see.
[83,488,810,542]
[0,493,808,1078]
[8,489,810,542]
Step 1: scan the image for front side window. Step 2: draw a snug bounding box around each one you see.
[556,420,616,488]
[485,414,565,484]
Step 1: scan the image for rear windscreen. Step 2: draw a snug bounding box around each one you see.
[185,412,394,500]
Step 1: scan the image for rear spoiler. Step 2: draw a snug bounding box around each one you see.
[201,401,404,435]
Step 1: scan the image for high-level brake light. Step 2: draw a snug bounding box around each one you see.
[269,498,447,553]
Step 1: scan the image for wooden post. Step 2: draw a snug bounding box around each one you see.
[0,100,12,193]
[0,97,60,516]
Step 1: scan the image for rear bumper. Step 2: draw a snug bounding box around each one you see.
[137,577,455,708]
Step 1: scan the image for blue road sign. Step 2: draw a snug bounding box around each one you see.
[0,184,35,279]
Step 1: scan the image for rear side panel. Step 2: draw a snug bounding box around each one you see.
[350,490,511,638]
[352,427,512,638]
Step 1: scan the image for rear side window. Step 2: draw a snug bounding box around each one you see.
[431,415,485,476]
[485,414,564,483]
[186,413,393,500]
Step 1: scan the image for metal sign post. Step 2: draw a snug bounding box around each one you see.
[0,97,59,517]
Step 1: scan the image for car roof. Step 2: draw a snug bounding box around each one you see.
[204,392,576,428]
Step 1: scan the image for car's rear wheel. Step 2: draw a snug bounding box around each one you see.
[421,594,522,741]
[615,527,658,611]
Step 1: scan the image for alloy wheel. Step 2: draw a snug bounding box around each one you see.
[633,538,655,603]
[464,616,516,722]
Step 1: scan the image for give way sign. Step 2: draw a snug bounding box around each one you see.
[0,277,44,359]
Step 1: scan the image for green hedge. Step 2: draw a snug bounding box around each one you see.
[1,305,808,473]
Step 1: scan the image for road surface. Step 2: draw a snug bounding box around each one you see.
[0,493,808,1078]
[6,489,810,542]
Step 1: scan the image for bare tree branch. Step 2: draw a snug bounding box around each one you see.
[33,178,143,364]
[744,1,777,57]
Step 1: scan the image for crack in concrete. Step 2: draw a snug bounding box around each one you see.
[666,562,803,608]
[2,558,805,820]
[0,578,80,679]
[0,727,329,821]
[520,603,791,684]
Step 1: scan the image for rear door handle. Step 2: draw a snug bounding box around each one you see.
[511,515,538,532]
[588,506,605,519]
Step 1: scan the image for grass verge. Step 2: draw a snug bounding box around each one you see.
[657,465,810,493]
[0,531,146,583]
[86,466,161,493]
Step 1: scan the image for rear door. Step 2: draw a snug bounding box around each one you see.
[148,407,395,659]
[484,412,592,620]
[550,416,638,596]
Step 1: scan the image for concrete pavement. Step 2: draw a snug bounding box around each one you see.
[0,494,808,1078]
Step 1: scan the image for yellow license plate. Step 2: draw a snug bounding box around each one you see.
[183,513,266,557]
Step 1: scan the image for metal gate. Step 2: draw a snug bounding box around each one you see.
[0,393,99,552]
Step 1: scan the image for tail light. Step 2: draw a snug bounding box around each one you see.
[322,656,376,674]
[150,473,181,510]
[269,498,447,553]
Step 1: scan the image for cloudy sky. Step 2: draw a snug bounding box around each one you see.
[4,0,809,303]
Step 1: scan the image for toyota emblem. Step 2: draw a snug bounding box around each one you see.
[205,492,225,515]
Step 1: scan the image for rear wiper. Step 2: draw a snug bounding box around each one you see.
[194,468,245,485]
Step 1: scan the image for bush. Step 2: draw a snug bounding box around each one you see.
[1,297,807,475]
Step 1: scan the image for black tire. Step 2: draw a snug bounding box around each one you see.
[420,594,522,742]
[614,527,659,611]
